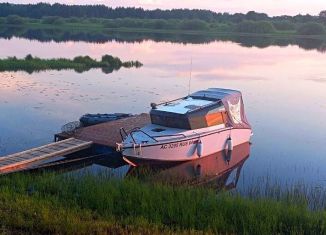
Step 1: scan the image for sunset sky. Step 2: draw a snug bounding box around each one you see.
[5,0,326,16]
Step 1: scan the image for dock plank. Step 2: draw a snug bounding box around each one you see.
[0,138,83,160]
[56,113,150,148]
[0,138,93,174]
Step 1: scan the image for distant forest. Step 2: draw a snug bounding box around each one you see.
[1,3,326,36]
[0,3,325,22]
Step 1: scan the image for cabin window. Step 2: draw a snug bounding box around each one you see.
[150,103,226,130]
[151,114,191,129]
[204,112,225,127]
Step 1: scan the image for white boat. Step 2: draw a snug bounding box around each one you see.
[117,88,252,165]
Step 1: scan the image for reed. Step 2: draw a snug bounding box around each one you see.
[0,54,142,74]
[0,172,325,235]
[245,179,324,212]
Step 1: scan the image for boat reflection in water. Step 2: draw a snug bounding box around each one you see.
[126,142,250,190]
[32,142,250,191]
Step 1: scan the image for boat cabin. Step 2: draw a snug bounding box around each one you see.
[150,92,227,130]
[150,88,251,130]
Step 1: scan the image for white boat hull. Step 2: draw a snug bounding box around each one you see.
[122,128,252,164]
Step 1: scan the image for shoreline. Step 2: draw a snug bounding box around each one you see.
[1,172,325,234]
[1,20,326,41]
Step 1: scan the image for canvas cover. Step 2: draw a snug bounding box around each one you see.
[190,88,251,129]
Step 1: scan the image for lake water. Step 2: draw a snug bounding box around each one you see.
[0,32,326,191]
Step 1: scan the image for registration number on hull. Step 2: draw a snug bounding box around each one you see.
[160,139,198,149]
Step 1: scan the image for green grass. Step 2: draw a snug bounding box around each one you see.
[4,20,325,41]
[0,172,326,234]
[0,20,299,37]
[0,54,142,74]
[1,16,326,39]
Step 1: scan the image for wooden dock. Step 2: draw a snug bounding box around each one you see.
[55,113,151,148]
[0,114,150,175]
[0,138,93,174]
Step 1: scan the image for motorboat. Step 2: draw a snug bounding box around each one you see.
[117,88,252,165]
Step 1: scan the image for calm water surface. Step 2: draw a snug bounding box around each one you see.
[0,36,326,189]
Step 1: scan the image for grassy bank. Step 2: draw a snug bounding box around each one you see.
[0,54,142,74]
[0,172,325,234]
[1,15,326,39]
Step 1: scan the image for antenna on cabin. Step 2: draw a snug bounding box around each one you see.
[188,57,192,96]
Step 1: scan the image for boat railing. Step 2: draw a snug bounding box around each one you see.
[120,127,158,143]
[152,133,186,139]
[155,96,186,107]
[120,127,186,144]
[119,127,128,141]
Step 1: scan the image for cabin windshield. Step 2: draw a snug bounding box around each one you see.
[150,98,226,130]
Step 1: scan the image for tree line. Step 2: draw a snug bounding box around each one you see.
[2,15,326,36]
[1,3,326,35]
[0,3,325,23]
